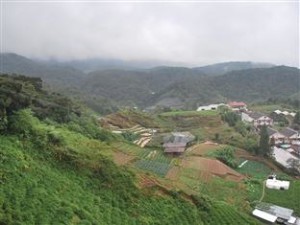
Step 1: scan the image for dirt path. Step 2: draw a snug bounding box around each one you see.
[259,180,266,202]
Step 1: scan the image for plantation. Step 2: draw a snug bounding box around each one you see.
[205,202,258,225]
[134,160,171,177]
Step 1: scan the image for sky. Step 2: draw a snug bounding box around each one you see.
[1,1,299,67]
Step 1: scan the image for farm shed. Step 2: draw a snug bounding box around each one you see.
[252,209,277,223]
[266,178,290,190]
[253,202,296,224]
[163,132,195,155]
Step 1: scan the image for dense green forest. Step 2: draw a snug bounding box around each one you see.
[2,53,299,114]
[0,74,262,224]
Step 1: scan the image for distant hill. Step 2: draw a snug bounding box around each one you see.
[82,67,205,107]
[193,61,274,76]
[0,53,85,86]
[150,66,300,108]
[2,53,298,113]
[49,58,187,73]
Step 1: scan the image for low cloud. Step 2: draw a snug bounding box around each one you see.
[2,1,299,66]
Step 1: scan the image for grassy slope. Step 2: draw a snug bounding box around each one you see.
[263,180,300,215]
[0,112,261,225]
[0,134,204,225]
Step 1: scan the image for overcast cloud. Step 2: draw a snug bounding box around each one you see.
[1,1,299,66]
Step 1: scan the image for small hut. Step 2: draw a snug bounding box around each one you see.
[163,132,195,155]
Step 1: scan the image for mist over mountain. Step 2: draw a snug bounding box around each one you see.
[1,53,85,87]
[193,61,275,76]
[1,53,298,113]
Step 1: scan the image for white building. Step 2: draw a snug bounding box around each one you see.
[266,177,290,190]
[197,103,225,111]
[253,202,299,224]
[273,110,297,117]
[241,112,273,127]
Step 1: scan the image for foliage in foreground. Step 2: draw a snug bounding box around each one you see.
[0,110,260,225]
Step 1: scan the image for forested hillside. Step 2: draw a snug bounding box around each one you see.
[193,61,274,76]
[2,53,299,113]
[151,66,300,108]
[1,53,85,87]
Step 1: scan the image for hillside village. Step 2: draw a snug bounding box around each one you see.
[102,100,300,225]
[1,1,299,224]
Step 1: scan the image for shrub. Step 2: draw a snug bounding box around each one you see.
[209,147,238,168]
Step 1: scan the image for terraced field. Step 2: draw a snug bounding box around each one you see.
[186,142,225,156]
[134,160,171,177]
[113,152,135,165]
[181,156,244,181]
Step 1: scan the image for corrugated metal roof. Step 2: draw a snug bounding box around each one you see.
[252,209,277,223]
[248,112,266,120]
[256,202,294,220]
[280,127,298,138]
[267,127,278,136]
[163,132,195,153]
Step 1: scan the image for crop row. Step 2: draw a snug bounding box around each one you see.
[134,160,171,177]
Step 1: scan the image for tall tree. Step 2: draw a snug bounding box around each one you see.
[259,125,270,156]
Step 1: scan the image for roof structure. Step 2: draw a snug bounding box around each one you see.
[246,112,266,120]
[196,103,225,111]
[266,178,290,190]
[252,209,277,223]
[274,110,282,114]
[273,110,297,117]
[267,127,278,136]
[163,132,195,153]
[228,101,247,108]
[255,202,294,221]
[280,127,298,138]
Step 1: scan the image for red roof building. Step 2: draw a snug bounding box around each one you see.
[228,101,247,108]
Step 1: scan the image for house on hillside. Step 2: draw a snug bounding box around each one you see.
[228,101,247,111]
[267,127,285,145]
[241,112,273,127]
[280,127,300,145]
[252,202,299,224]
[163,132,195,155]
[196,103,225,111]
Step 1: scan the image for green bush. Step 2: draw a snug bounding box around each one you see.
[209,146,238,168]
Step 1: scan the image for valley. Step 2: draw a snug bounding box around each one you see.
[0,57,299,224]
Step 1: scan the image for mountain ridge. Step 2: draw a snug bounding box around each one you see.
[1,53,298,113]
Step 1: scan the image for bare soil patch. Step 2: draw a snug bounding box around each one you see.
[166,166,181,181]
[113,152,135,166]
[138,174,160,188]
[181,156,244,181]
[198,171,213,182]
